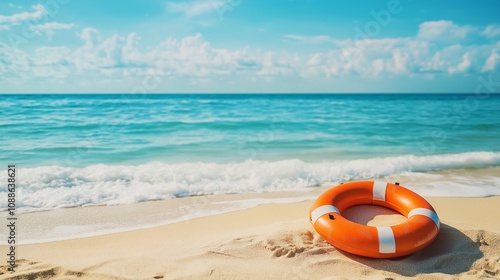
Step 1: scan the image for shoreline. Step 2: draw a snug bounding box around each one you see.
[4,156,500,210]
[0,167,500,245]
[1,195,499,279]
[3,166,500,245]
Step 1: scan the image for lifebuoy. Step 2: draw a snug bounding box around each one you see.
[309,181,440,258]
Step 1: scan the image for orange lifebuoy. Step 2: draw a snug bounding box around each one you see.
[309,181,440,258]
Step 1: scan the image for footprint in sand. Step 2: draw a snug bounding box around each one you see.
[263,230,334,258]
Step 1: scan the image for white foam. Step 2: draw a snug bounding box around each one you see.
[0,151,499,210]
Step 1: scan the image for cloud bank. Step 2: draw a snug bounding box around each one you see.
[0,3,499,92]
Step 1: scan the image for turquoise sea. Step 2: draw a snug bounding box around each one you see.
[1,94,500,210]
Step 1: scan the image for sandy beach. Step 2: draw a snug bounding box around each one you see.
[1,186,499,280]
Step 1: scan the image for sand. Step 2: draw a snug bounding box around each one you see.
[1,193,500,279]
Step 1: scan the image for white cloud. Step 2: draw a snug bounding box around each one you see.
[389,49,410,74]
[481,25,500,38]
[0,4,46,25]
[372,59,385,76]
[0,5,74,38]
[167,0,235,18]
[33,46,72,78]
[78,28,101,47]
[147,33,276,77]
[72,30,123,73]
[284,34,334,44]
[0,42,31,80]
[2,19,500,87]
[417,20,475,41]
[483,50,500,72]
[458,53,472,72]
[7,3,22,9]
[29,22,75,37]
[256,52,297,76]
[35,46,72,65]
[300,38,423,77]
[448,52,471,74]
[299,34,499,78]
[51,31,289,79]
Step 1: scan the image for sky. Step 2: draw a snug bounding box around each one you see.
[0,0,500,93]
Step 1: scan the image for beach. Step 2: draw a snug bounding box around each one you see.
[2,181,500,279]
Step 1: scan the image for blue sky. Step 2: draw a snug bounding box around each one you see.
[1,0,500,93]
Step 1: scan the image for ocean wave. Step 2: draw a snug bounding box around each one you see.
[1,151,500,209]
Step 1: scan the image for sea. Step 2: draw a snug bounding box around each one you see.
[1,93,500,211]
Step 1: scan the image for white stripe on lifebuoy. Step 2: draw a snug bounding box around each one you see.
[372,181,387,201]
[377,226,396,254]
[310,205,340,225]
[408,208,440,229]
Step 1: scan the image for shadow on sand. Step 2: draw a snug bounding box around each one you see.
[340,223,482,276]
